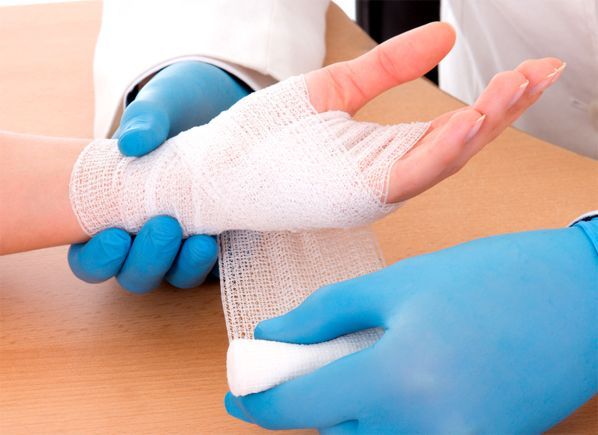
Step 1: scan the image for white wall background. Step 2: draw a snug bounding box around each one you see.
[334,0,356,20]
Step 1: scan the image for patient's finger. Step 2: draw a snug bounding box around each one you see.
[306,22,456,114]
[467,59,563,161]
[515,57,563,96]
[387,59,562,202]
[388,108,483,202]
[509,58,565,118]
[467,70,529,145]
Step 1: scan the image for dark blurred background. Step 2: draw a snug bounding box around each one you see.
[356,0,440,84]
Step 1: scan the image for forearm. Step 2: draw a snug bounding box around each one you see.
[0,131,89,254]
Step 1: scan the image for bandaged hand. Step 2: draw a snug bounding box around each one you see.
[70,23,563,237]
[68,62,250,293]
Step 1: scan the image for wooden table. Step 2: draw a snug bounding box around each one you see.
[1,2,596,433]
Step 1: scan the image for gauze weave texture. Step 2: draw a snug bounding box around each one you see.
[70,75,429,396]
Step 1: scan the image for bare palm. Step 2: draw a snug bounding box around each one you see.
[305,22,564,203]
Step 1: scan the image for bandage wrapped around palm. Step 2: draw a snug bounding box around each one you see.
[69,23,563,396]
[70,74,427,397]
[70,75,428,237]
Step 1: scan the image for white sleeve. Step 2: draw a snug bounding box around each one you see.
[569,211,598,227]
[93,0,330,138]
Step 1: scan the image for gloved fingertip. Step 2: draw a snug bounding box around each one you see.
[98,227,133,255]
[253,317,284,340]
[143,215,183,244]
[224,392,254,424]
[118,125,165,157]
[116,276,154,295]
[117,100,170,156]
[165,235,217,289]
[115,216,183,294]
[186,235,218,264]
[68,228,131,283]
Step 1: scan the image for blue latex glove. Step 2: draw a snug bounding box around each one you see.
[69,61,250,293]
[226,219,598,433]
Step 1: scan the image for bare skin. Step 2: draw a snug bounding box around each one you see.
[0,23,563,255]
[0,132,87,253]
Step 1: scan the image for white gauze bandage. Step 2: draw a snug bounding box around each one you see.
[70,76,429,396]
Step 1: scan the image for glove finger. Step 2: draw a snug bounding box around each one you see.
[165,235,218,289]
[68,228,131,283]
[254,270,391,344]
[224,392,253,424]
[116,100,170,157]
[227,346,373,430]
[116,215,182,293]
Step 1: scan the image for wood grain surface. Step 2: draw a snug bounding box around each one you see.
[1,2,596,433]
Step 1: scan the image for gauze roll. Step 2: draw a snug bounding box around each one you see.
[70,75,429,396]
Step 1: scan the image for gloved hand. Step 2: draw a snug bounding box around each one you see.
[68,61,250,292]
[225,219,598,433]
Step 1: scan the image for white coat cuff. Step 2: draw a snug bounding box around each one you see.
[569,210,598,227]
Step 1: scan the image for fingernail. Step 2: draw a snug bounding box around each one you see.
[550,62,567,82]
[466,114,486,142]
[531,62,566,95]
[508,80,529,108]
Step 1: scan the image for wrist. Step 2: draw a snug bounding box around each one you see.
[1,131,88,254]
[69,138,192,237]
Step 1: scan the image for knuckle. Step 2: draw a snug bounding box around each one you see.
[374,44,404,80]
[489,70,519,87]
[515,58,536,72]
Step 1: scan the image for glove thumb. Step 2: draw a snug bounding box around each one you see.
[115,99,170,157]
[254,273,389,344]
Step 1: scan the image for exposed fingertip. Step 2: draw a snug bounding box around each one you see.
[540,57,565,69]
[432,21,456,40]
